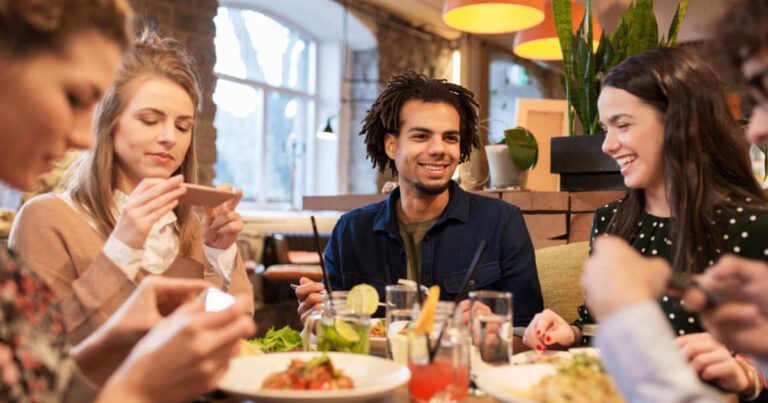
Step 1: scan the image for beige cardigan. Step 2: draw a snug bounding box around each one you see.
[9,194,254,344]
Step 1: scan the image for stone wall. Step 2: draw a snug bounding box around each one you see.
[129,0,219,185]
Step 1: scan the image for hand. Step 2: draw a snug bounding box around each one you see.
[112,175,186,249]
[458,299,491,327]
[581,235,671,320]
[296,276,325,324]
[72,276,213,385]
[676,332,750,393]
[523,309,579,351]
[690,255,768,315]
[683,263,768,357]
[97,296,255,402]
[202,184,244,250]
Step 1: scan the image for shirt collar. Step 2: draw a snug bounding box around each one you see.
[373,180,469,236]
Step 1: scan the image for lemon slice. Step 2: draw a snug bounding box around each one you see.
[334,317,360,343]
[347,283,379,315]
[413,285,440,334]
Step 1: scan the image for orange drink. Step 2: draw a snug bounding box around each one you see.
[408,359,469,402]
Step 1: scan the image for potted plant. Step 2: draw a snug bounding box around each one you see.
[549,0,689,191]
[485,127,538,189]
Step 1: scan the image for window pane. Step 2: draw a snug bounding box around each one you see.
[213,7,313,93]
[265,92,308,204]
[488,52,542,143]
[212,79,263,202]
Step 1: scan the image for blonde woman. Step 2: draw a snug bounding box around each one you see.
[10,30,253,343]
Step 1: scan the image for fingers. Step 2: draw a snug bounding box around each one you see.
[207,211,243,234]
[128,175,185,208]
[296,279,324,302]
[298,293,324,316]
[300,303,322,325]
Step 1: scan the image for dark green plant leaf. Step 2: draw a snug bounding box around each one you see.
[760,145,768,182]
[627,0,658,56]
[666,0,688,45]
[503,127,539,170]
[553,0,574,135]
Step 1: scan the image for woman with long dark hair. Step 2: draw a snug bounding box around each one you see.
[524,46,768,398]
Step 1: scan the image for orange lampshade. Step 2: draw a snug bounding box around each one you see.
[443,0,545,34]
[513,0,601,61]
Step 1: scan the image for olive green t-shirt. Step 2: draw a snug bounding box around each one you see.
[397,216,439,282]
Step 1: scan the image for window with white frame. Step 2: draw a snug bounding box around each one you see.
[212,6,317,206]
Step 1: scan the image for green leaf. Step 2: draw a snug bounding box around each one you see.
[552,0,574,88]
[503,127,539,170]
[760,144,768,182]
[627,0,658,57]
[666,0,689,45]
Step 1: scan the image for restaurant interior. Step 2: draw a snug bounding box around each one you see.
[1,0,766,401]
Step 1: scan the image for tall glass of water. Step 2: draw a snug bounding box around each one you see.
[386,284,417,362]
[469,290,513,365]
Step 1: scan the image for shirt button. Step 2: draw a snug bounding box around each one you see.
[468,280,475,286]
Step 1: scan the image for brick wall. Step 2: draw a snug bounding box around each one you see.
[129,0,219,185]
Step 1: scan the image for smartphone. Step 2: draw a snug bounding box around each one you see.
[199,287,236,312]
[178,183,235,207]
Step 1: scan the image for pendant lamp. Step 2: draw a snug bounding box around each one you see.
[442,0,545,34]
[513,0,600,60]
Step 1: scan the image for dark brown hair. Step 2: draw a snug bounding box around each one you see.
[360,70,480,175]
[68,29,200,255]
[603,47,766,274]
[0,0,132,56]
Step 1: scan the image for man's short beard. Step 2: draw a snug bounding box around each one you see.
[414,180,451,196]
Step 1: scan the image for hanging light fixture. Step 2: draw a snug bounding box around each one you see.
[442,0,545,34]
[316,116,337,140]
[513,0,601,61]
[317,0,349,141]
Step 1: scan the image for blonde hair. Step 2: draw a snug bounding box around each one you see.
[68,29,201,254]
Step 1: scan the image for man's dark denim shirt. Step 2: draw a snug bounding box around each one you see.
[324,181,543,327]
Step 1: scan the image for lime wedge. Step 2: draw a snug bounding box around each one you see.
[347,283,379,315]
[334,317,360,343]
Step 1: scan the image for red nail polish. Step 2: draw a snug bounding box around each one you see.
[536,330,541,336]
[536,345,543,351]
[546,336,551,342]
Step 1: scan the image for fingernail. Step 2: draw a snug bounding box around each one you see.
[536,330,541,336]
[546,336,551,342]
[536,345,543,351]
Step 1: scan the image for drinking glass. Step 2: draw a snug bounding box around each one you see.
[385,284,417,363]
[469,290,513,365]
[302,290,371,354]
[407,306,469,402]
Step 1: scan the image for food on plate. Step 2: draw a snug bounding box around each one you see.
[513,351,573,367]
[248,326,303,353]
[347,283,380,315]
[514,353,624,402]
[261,354,354,390]
[238,339,264,357]
[370,318,386,337]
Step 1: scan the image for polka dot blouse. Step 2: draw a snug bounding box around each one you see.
[574,198,768,346]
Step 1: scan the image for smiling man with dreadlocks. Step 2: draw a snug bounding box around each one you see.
[295,71,542,327]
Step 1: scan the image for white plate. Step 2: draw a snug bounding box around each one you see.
[509,350,573,365]
[475,363,557,403]
[218,352,410,402]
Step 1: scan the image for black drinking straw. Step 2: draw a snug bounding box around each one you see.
[310,216,334,313]
[428,240,487,363]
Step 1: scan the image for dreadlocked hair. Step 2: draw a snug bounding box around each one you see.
[360,70,480,175]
